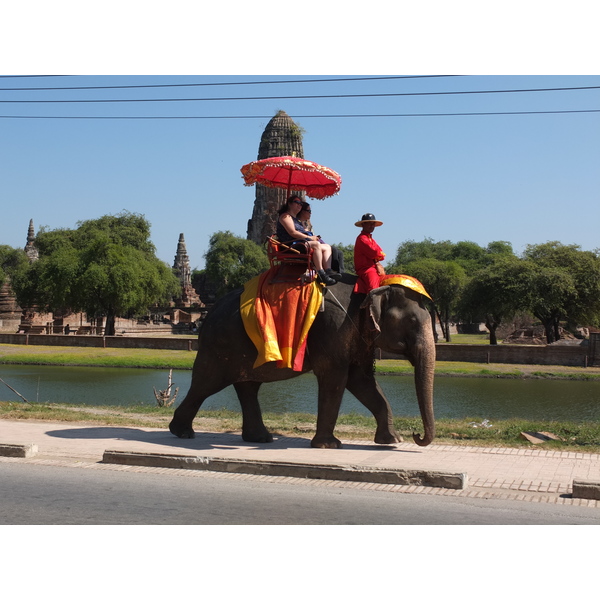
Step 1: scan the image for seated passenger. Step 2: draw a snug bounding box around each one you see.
[299,201,344,274]
[276,195,340,286]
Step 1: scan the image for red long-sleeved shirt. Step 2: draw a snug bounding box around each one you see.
[354,232,385,293]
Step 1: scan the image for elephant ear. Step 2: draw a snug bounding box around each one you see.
[360,286,390,333]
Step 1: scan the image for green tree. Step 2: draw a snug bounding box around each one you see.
[332,243,355,274]
[521,242,600,343]
[204,231,270,299]
[402,258,467,342]
[458,256,531,345]
[12,212,180,336]
[523,265,576,344]
[0,245,29,288]
[448,241,488,273]
[390,238,453,269]
[486,240,515,257]
[391,238,515,276]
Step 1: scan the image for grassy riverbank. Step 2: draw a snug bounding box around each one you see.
[2,342,600,380]
[0,344,194,370]
[1,342,599,452]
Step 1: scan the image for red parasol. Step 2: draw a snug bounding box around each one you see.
[241,156,341,200]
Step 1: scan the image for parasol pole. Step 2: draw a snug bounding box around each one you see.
[267,236,302,254]
[286,168,292,198]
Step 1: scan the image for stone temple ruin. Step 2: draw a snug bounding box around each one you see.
[0,222,207,335]
[246,110,305,245]
[0,273,22,334]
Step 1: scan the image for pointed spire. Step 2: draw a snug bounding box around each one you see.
[172,233,201,307]
[257,110,304,160]
[173,233,192,287]
[176,233,187,256]
[24,219,39,262]
[27,219,35,243]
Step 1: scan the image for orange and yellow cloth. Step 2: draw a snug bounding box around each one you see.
[240,270,323,371]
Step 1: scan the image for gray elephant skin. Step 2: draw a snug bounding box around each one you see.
[169,273,436,449]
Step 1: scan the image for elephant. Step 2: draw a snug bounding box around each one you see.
[169,273,436,449]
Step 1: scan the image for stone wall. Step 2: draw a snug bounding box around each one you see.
[435,343,591,367]
[380,342,592,367]
[589,333,600,367]
[0,334,198,352]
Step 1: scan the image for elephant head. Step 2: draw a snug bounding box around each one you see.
[360,284,436,446]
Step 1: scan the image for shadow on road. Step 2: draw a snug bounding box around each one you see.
[45,426,419,453]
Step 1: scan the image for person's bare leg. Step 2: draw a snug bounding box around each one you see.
[309,242,336,285]
[310,242,324,270]
[321,244,333,270]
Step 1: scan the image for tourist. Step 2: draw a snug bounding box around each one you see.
[353,213,386,293]
[276,195,339,286]
[298,201,344,274]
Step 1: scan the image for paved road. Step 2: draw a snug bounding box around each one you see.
[2,419,600,526]
[2,460,600,525]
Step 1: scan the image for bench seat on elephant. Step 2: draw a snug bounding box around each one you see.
[266,236,315,284]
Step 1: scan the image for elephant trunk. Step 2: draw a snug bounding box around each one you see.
[411,319,436,447]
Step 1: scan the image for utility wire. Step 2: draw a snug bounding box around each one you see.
[0,75,70,79]
[1,85,599,104]
[1,109,598,120]
[0,75,463,92]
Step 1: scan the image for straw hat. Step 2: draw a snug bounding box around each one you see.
[355,213,383,227]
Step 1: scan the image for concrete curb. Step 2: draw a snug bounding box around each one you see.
[102,449,468,490]
[0,443,38,458]
[572,480,600,500]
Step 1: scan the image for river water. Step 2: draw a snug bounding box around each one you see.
[1,364,599,422]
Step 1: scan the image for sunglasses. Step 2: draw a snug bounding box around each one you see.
[291,200,303,205]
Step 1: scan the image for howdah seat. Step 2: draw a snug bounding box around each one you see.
[266,236,315,284]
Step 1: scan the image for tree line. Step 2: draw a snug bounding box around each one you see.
[386,238,600,344]
[194,233,600,345]
[0,213,180,336]
[2,214,599,344]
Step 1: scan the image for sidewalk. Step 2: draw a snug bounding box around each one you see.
[1,419,600,508]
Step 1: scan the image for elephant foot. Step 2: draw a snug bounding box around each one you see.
[374,430,403,445]
[169,420,196,439]
[311,434,343,449]
[242,428,274,443]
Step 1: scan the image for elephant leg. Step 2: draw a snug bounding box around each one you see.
[233,381,273,443]
[311,374,347,449]
[169,372,230,439]
[346,367,402,445]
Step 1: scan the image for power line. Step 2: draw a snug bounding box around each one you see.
[0,75,71,79]
[0,75,463,92]
[1,85,598,104]
[1,109,598,120]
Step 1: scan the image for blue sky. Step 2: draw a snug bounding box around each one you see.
[2,73,598,271]
[2,3,598,276]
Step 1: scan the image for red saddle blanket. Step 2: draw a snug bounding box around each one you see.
[240,268,323,371]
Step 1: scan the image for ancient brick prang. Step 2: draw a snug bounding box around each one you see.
[246,110,305,245]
